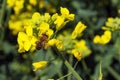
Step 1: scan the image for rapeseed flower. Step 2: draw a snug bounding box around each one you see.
[17,26,37,53]
[7,0,16,8]
[60,7,75,21]
[54,16,65,31]
[32,61,47,71]
[29,0,37,6]
[7,0,25,14]
[71,22,86,39]
[47,39,63,50]
[71,50,82,61]
[102,17,120,31]
[93,31,112,44]
[74,40,91,57]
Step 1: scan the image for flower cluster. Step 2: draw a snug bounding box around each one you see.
[7,0,56,14]
[102,17,120,31]
[93,31,112,44]
[17,7,74,53]
[8,12,31,35]
[16,7,76,70]
[93,17,120,45]
[7,0,57,36]
[57,22,91,61]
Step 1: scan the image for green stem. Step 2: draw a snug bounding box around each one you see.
[57,72,64,80]
[57,73,71,80]
[0,0,6,27]
[57,61,79,80]
[67,55,73,80]
[81,59,89,71]
[0,0,6,45]
[64,60,83,80]
[4,9,11,28]
[106,66,120,80]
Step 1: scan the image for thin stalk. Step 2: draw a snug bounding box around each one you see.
[81,59,89,71]
[57,73,71,80]
[0,0,6,27]
[0,0,6,45]
[57,72,64,80]
[106,66,120,80]
[64,60,83,80]
[57,61,79,80]
[67,55,73,80]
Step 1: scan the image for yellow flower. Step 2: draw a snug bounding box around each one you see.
[47,39,63,50]
[60,7,75,21]
[9,20,24,35]
[71,50,82,61]
[38,22,49,31]
[47,39,57,46]
[93,31,112,44]
[13,0,24,14]
[60,7,69,15]
[39,0,44,9]
[74,40,91,57]
[102,17,120,31]
[29,0,37,6]
[54,16,65,31]
[56,40,63,50]
[51,13,58,21]
[71,22,86,39]
[118,9,120,14]
[45,29,54,39]
[101,31,111,44]
[7,0,16,8]
[93,35,101,44]
[27,4,33,11]
[17,26,37,53]
[32,12,41,20]
[38,22,53,38]
[44,13,51,23]
[32,61,47,71]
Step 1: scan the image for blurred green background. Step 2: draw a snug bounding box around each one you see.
[0,0,120,80]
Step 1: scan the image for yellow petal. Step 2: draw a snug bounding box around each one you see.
[32,61,47,71]
[26,26,33,36]
[60,7,69,15]
[93,35,101,44]
[71,22,86,39]
[54,16,65,30]
[17,32,28,44]
[24,40,31,51]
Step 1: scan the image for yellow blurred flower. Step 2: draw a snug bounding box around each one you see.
[102,17,120,31]
[54,16,65,31]
[9,21,24,35]
[74,40,91,57]
[39,0,44,9]
[29,0,37,6]
[71,50,82,61]
[60,7,75,21]
[32,12,41,25]
[7,0,16,8]
[118,9,120,14]
[93,31,112,44]
[32,61,47,71]
[71,22,86,39]
[93,35,101,44]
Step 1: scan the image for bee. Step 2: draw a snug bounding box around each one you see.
[36,34,48,50]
